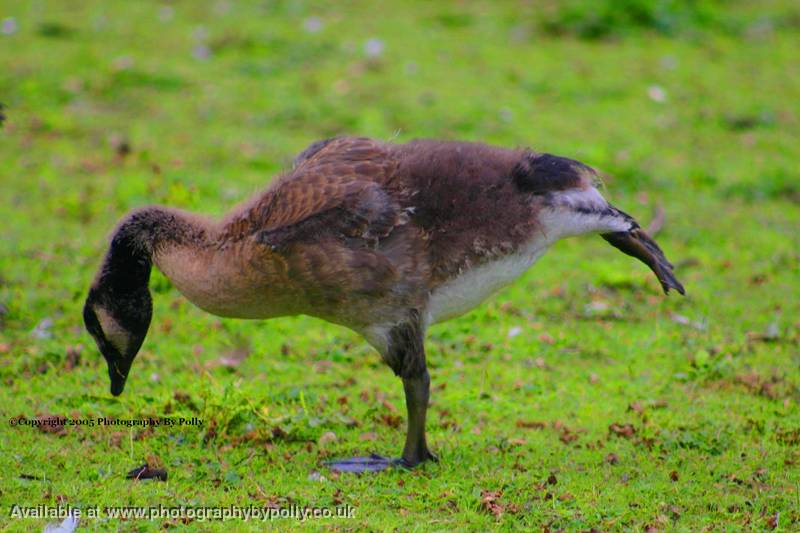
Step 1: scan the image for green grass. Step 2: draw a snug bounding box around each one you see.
[1,0,799,530]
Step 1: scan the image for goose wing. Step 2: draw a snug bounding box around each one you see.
[231,138,416,301]
[222,137,404,244]
[256,179,407,251]
[256,137,406,248]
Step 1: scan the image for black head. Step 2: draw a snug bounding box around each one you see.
[83,284,152,396]
[511,152,597,195]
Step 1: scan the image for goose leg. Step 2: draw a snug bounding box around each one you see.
[400,369,438,467]
[327,316,437,473]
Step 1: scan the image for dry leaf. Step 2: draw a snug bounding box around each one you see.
[516,420,546,430]
[64,345,82,370]
[480,490,505,518]
[318,431,337,446]
[35,414,66,436]
[609,423,636,439]
[216,344,251,369]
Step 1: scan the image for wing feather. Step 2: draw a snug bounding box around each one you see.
[221,137,402,243]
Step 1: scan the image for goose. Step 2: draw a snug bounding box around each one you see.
[83,136,684,472]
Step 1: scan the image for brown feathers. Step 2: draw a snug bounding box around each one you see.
[220,137,400,241]
[87,134,684,415]
[220,137,542,292]
[105,136,681,333]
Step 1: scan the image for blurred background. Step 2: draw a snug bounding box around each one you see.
[1,0,799,530]
[2,0,798,210]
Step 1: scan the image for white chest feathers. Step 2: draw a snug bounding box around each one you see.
[425,235,552,325]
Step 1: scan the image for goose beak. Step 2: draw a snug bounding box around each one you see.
[108,359,132,396]
[601,228,685,295]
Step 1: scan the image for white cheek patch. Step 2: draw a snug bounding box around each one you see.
[538,187,631,240]
[553,186,607,207]
[94,306,130,355]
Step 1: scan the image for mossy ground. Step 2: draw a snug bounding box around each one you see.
[1,1,799,531]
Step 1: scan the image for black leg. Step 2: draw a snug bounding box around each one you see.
[327,313,437,473]
[400,370,437,467]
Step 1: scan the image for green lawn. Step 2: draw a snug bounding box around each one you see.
[1,0,799,531]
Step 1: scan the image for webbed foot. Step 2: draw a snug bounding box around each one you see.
[326,450,438,473]
[326,454,403,473]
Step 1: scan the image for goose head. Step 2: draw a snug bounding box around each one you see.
[83,283,152,396]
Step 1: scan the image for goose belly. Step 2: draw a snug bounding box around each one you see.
[425,236,552,325]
